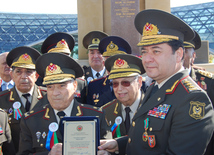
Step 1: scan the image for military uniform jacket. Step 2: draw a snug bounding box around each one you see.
[0,108,16,155]
[83,66,108,84]
[0,85,47,152]
[86,76,116,107]
[18,99,108,155]
[102,93,144,138]
[117,70,214,155]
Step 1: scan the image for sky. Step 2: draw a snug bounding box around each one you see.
[0,0,213,14]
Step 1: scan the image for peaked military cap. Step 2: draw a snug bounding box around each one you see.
[41,32,75,55]
[7,46,41,69]
[36,53,83,85]
[105,54,145,79]
[83,31,108,50]
[184,30,201,50]
[99,36,132,57]
[135,9,195,46]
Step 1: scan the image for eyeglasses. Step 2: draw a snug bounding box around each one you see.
[110,76,138,88]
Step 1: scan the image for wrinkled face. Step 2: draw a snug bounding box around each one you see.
[88,49,104,70]
[47,80,77,111]
[0,52,11,77]
[183,47,195,69]
[141,43,183,84]
[10,67,37,93]
[112,76,142,106]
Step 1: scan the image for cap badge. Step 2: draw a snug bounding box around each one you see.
[17,53,33,64]
[56,39,68,48]
[143,23,159,36]
[92,38,100,44]
[113,58,130,69]
[107,41,119,52]
[46,63,63,76]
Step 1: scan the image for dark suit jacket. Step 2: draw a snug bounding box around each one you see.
[0,85,47,153]
[18,99,108,155]
[190,68,214,155]
[102,92,144,138]
[117,70,214,155]
[86,76,116,107]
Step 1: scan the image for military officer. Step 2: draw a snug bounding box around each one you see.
[98,9,214,155]
[0,46,47,153]
[86,36,132,106]
[40,32,87,103]
[82,31,108,83]
[0,108,16,155]
[101,54,145,139]
[18,52,108,154]
[183,31,214,155]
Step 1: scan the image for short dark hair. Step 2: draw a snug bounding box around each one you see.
[167,40,184,59]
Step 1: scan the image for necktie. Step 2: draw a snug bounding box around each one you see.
[22,93,31,112]
[149,85,159,97]
[124,107,131,134]
[96,72,100,78]
[57,111,66,119]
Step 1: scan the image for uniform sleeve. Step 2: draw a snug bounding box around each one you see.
[99,110,108,139]
[18,116,49,155]
[166,91,214,155]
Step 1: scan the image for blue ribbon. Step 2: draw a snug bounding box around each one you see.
[45,130,53,151]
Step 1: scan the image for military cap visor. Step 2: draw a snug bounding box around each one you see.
[135,9,195,46]
[41,32,75,55]
[105,54,145,79]
[36,53,83,85]
[7,46,41,69]
[83,31,108,49]
[183,30,201,50]
[99,36,132,57]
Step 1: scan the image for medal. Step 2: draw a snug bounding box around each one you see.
[42,132,46,139]
[142,118,149,142]
[36,131,41,142]
[13,102,23,120]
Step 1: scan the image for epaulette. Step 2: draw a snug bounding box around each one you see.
[196,70,213,79]
[38,86,47,91]
[24,104,48,119]
[181,78,201,93]
[79,104,103,113]
[101,99,117,109]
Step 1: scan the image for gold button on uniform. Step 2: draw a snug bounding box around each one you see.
[132,121,135,127]
[149,127,152,131]
[157,97,161,101]
[128,138,131,143]
[40,143,43,147]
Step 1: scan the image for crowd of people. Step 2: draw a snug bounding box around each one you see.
[0,9,214,155]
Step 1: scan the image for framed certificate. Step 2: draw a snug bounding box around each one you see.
[60,116,100,155]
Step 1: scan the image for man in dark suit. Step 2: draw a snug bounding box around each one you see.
[101,54,145,139]
[82,31,108,84]
[0,46,47,153]
[39,32,87,103]
[86,36,132,106]
[183,31,214,155]
[0,108,16,155]
[0,52,14,91]
[98,9,214,155]
[18,52,108,154]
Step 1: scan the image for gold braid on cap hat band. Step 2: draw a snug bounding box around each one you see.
[109,72,139,79]
[110,68,141,74]
[183,41,195,48]
[43,74,75,84]
[137,35,179,46]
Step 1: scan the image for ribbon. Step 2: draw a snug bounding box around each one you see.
[111,123,121,138]
[46,130,58,151]
[14,109,22,120]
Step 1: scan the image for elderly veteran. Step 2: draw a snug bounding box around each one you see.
[39,32,87,104]
[18,52,108,155]
[0,46,47,153]
[98,9,214,155]
[82,31,108,83]
[101,54,145,138]
[86,36,132,107]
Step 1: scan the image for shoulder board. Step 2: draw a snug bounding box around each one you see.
[196,70,213,78]
[24,104,49,119]
[79,104,103,113]
[0,90,10,96]
[101,99,117,109]
[89,76,106,84]
[181,78,201,93]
